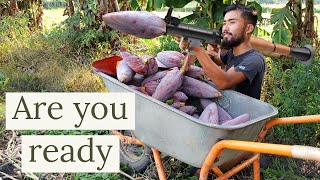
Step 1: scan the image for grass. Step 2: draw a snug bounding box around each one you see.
[43,8,67,31]
[0,102,4,138]
[0,102,4,121]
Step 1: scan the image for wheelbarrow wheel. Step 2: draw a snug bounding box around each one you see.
[116,130,152,173]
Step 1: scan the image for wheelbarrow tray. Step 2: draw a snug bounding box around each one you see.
[96,71,278,168]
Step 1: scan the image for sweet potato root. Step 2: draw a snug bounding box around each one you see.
[156,51,185,68]
[181,77,222,98]
[221,113,251,126]
[102,11,166,38]
[152,68,183,102]
[116,60,135,83]
[199,102,219,124]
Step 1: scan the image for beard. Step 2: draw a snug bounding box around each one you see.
[221,32,245,49]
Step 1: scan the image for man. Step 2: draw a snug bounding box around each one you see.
[181,3,266,175]
[186,3,265,100]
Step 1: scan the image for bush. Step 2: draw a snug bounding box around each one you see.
[263,55,320,147]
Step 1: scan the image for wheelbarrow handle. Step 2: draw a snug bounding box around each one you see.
[257,114,320,142]
[199,140,320,180]
[291,145,320,161]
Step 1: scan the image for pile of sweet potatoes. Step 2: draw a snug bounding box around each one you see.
[116,49,251,126]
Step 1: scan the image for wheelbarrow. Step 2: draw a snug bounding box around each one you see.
[92,56,320,180]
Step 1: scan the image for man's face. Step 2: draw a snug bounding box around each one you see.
[221,10,246,49]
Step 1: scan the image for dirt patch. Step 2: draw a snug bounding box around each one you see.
[0,125,24,180]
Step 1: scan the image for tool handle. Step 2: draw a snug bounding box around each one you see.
[250,36,314,64]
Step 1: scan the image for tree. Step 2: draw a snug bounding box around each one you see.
[9,0,19,15]
[303,0,316,39]
[271,0,317,45]
[0,0,44,31]
[290,0,302,45]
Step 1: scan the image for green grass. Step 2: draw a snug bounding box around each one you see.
[0,102,4,121]
[316,13,320,36]
[43,8,67,31]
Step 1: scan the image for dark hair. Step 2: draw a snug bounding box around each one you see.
[223,3,258,27]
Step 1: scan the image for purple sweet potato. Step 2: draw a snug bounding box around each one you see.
[116,60,135,83]
[156,51,185,68]
[152,68,183,102]
[144,80,159,95]
[102,11,166,38]
[155,57,169,68]
[186,65,204,79]
[181,76,222,98]
[199,102,219,124]
[179,106,197,115]
[127,74,145,87]
[141,55,158,76]
[141,70,168,86]
[120,49,148,74]
[221,113,251,126]
[200,98,212,109]
[172,91,188,102]
[192,113,200,119]
[200,99,233,124]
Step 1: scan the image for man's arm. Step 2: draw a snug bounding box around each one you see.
[189,46,247,90]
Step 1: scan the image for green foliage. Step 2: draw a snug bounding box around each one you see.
[0,13,29,42]
[0,70,8,93]
[20,130,110,135]
[73,172,123,180]
[146,0,165,11]
[143,36,181,55]
[130,0,142,10]
[270,6,297,45]
[181,14,211,28]
[0,102,4,121]
[131,0,193,11]
[253,26,270,37]
[43,0,66,9]
[58,1,105,50]
[263,55,320,146]
[261,157,308,179]
[165,0,193,9]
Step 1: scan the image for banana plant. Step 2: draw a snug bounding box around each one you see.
[270,5,297,45]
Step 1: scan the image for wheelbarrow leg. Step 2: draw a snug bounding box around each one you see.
[253,154,260,180]
[151,148,167,180]
[200,140,320,180]
[211,167,223,176]
[215,153,260,180]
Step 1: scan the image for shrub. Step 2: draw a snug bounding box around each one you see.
[263,55,320,147]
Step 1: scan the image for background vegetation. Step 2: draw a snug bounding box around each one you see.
[0,0,319,179]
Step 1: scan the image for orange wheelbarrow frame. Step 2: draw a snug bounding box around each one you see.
[113,114,320,180]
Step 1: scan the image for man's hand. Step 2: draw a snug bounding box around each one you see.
[189,44,224,66]
[207,44,220,58]
[174,36,189,50]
